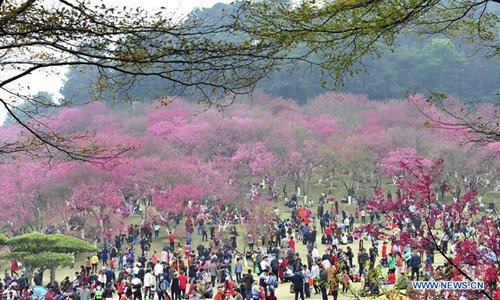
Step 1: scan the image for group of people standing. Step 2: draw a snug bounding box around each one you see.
[3,181,499,300]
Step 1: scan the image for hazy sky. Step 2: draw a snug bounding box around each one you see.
[35,0,232,96]
[117,0,232,15]
[0,0,231,122]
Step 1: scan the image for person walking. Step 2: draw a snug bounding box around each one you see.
[302,265,311,298]
[178,270,188,299]
[91,253,99,273]
[358,248,369,277]
[235,258,243,283]
[291,271,305,300]
[243,269,253,300]
[388,253,396,275]
[409,250,421,281]
[143,269,152,299]
[209,260,218,287]
[170,272,181,300]
[311,261,320,295]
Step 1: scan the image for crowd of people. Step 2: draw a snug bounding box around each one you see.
[1,182,499,300]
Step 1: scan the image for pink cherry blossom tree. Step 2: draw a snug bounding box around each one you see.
[368,157,498,300]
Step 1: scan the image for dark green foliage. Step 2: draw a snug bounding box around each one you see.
[59,3,500,105]
[0,233,97,271]
[0,233,8,246]
[7,233,97,253]
[0,252,74,269]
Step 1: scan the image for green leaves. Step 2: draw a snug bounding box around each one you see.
[242,0,499,90]
[0,233,96,271]
[0,252,74,269]
[0,233,8,246]
[7,233,97,253]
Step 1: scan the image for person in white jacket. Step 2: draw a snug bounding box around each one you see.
[310,261,320,294]
[97,271,107,286]
[154,263,164,281]
[143,269,153,299]
[301,265,312,298]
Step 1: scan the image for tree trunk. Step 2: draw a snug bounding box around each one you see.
[305,173,312,195]
[341,181,350,197]
[294,181,300,194]
[50,266,56,283]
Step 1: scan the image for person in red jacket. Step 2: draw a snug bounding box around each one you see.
[168,232,175,250]
[11,258,20,277]
[223,276,237,296]
[387,272,396,284]
[178,270,188,299]
[382,242,388,259]
[213,286,224,300]
[116,279,125,299]
[289,237,296,251]
[325,226,332,236]
[45,288,55,300]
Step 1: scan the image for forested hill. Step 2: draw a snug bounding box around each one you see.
[59,2,500,105]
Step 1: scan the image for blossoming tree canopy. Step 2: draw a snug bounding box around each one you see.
[0,93,497,243]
